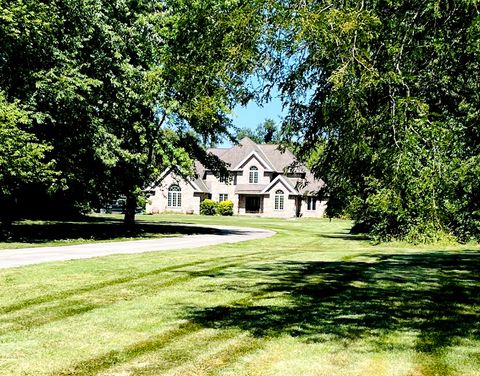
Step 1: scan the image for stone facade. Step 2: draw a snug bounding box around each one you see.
[146,137,326,218]
[147,172,205,215]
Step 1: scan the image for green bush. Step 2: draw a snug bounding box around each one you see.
[217,200,234,216]
[200,199,218,215]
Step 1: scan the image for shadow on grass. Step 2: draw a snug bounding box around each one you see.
[0,219,234,244]
[186,251,480,354]
[317,232,371,241]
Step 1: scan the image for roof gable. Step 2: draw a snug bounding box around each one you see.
[196,138,323,192]
[210,137,275,171]
[262,175,298,195]
[233,150,274,171]
[151,167,207,193]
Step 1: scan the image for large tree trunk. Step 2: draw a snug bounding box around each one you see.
[124,191,137,226]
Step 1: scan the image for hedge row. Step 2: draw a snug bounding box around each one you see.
[200,199,234,216]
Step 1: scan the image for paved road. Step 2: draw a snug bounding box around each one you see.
[0,225,275,269]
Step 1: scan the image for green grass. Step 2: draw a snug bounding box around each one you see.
[0,214,479,375]
[0,216,226,249]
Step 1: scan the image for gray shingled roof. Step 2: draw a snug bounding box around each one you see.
[235,184,268,194]
[289,171,325,195]
[208,137,276,171]
[194,178,210,193]
[258,144,296,172]
[208,148,230,158]
[192,137,325,196]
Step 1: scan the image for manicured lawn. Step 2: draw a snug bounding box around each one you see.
[0,216,222,249]
[0,214,479,375]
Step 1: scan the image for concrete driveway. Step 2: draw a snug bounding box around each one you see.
[0,224,275,269]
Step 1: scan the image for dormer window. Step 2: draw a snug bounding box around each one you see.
[249,166,259,184]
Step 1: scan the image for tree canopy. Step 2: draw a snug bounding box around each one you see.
[1,0,478,242]
[262,0,480,243]
[0,0,264,224]
[236,118,281,144]
[0,93,55,223]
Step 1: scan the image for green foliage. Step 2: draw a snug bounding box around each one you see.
[200,199,234,216]
[3,0,476,238]
[236,118,281,144]
[200,199,218,216]
[0,93,54,193]
[217,200,234,216]
[236,127,263,144]
[0,93,56,222]
[266,0,480,243]
[0,0,264,224]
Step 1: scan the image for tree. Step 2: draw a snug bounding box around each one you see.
[261,118,280,143]
[236,118,281,144]
[265,1,480,242]
[99,0,266,224]
[0,93,55,224]
[0,0,266,225]
[236,127,263,143]
[1,0,120,218]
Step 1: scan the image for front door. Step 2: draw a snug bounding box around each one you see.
[245,196,260,213]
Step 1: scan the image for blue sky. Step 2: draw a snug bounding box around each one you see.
[231,96,285,129]
[220,91,287,147]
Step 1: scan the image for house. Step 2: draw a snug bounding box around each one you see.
[146,137,327,218]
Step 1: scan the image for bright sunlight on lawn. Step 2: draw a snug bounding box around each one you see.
[0,214,479,375]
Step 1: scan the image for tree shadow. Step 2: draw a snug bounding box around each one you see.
[0,220,232,244]
[185,251,480,353]
[317,232,371,241]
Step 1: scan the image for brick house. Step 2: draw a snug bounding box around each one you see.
[146,137,326,218]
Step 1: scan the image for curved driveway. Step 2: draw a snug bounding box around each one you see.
[0,224,275,269]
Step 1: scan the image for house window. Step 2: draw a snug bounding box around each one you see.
[167,184,182,207]
[249,166,259,184]
[219,193,228,202]
[275,190,284,210]
[307,197,317,210]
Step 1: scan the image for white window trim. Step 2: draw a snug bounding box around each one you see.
[167,185,182,208]
[249,166,259,184]
[274,190,285,210]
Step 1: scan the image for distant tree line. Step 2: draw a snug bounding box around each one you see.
[236,118,281,144]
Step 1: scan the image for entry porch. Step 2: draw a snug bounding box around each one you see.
[237,194,266,215]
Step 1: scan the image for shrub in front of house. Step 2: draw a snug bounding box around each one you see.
[200,199,218,215]
[217,200,234,216]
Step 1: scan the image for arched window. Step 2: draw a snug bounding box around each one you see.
[249,166,259,184]
[275,189,284,210]
[168,184,182,207]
